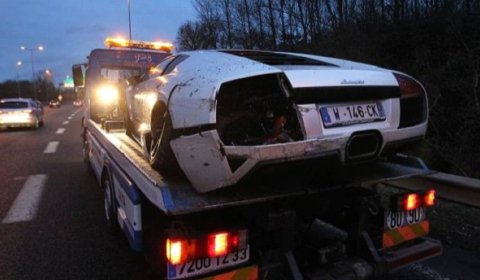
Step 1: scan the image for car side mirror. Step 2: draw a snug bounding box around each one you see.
[127,75,142,86]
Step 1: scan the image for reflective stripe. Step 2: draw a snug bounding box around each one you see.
[200,265,258,280]
[383,220,429,248]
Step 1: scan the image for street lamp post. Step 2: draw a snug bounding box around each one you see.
[20,45,44,100]
[16,61,22,98]
[44,69,52,101]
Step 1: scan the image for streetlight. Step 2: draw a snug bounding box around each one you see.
[16,61,22,98]
[128,0,132,41]
[44,69,52,101]
[20,45,44,100]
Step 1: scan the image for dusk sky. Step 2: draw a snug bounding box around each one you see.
[0,0,196,84]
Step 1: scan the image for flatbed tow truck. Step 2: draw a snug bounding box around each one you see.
[74,38,442,280]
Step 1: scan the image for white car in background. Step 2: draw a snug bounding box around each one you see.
[125,50,428,192]
[0,98,44,129]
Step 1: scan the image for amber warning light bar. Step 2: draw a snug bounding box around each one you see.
[104,37,174,52]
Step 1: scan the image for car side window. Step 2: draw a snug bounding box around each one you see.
[150,56,176,78]
[162,55,189,76]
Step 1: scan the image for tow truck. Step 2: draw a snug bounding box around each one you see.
[73,38,442,279]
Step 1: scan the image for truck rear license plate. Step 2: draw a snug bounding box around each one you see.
[320,102,386,128]
[385,207,426,230]
[167,247,250,279]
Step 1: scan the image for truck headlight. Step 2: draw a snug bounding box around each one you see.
[96,85,118,105]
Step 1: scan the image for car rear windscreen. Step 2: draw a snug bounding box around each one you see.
[0,101,28,109]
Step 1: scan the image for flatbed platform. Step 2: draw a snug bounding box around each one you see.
[88,120,432,216]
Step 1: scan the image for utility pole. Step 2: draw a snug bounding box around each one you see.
[16,61,22,98]
[20,45,44,100]
[128,0,132,42]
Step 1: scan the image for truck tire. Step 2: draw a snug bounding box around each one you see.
[102,172,119,235]
[83,139,94,175]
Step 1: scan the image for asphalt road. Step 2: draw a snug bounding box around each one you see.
[0,104,478,279]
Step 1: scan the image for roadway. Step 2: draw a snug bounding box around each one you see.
[0,104,478,279]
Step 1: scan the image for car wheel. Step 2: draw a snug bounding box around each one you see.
[32,118,40,129]
[150,115,181,175]
[103,172,119,235]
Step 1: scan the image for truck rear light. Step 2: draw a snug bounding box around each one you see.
[391,190,436,211]
[424,189,435,206]
[166,239,190,265]
[404,193,419,211]
[166,229,248,264]
[208,232,229,257]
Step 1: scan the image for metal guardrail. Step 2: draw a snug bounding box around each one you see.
[386,171,480,208]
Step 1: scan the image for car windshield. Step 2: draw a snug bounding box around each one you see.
[0,101,28,109]
[100,67,141,83]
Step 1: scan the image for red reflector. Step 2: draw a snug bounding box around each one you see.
[208,232,229,257]
[424,190,435,206]
[166,239,185,265]
[404,194,419,211]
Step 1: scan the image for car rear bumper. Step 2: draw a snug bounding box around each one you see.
[170,123,426,193]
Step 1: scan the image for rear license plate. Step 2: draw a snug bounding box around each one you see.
[385,207,426,230]
[320,102,386,128]
[167,247,250,280]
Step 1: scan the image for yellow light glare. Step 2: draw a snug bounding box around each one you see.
[96,85,119,105]
[104,36,174,52]
[145,93,157,109]
[138,123,149,133]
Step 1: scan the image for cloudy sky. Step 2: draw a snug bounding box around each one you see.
[0,0,196,84]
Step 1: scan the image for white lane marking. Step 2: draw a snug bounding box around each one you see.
[68,116,72,120]
[2,174,47,224]
[43,141,59,154]
[56,128,66,134]
[62,121,69,125]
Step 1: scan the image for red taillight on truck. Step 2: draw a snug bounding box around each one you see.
[424,189,436,206]
[166,239,188,265]
[404,193,420,211]
[392,190,436,211]
[166,229,248,265]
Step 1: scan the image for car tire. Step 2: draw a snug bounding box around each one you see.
[32,118,40,129]
[149,113,181,175]
[102,172,119,235]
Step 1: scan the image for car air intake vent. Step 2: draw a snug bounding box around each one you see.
[292,86,400,104]
[346,131,382,161]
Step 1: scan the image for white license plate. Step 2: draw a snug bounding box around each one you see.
[385,208,426,230]
[320,102,386,128]
[167,247,250,279]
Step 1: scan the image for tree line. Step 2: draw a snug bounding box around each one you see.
[177,0,480,178]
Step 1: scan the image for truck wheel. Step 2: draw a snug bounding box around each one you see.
[83,140,94,175]
[103,173,119,235]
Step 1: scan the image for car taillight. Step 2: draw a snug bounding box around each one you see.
[392,190,436,211]
[394,73,423,99]
[393,73,426,128]
[166,229,248,265]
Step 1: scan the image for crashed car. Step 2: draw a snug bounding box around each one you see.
[125,50,428,193]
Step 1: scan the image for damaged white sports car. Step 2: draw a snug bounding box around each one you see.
[125,50,427,193]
